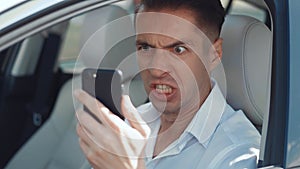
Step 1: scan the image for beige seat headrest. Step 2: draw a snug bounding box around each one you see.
[220,15,272,125]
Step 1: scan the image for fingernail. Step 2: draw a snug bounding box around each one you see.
[122,95,130,102]
[100,107,110,115]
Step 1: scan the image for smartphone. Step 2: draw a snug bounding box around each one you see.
[82,68,124,123]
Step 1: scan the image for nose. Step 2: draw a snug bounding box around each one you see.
[149,68,168,78]
[148,49,169,78]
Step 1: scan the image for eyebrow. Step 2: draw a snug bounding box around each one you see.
[136,39,186,49]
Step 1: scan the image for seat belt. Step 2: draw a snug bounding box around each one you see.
[28,33,61,127]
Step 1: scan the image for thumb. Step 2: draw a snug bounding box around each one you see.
[121,95,150,138]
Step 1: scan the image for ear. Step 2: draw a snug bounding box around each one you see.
[209,38,223,71]
[213,38,223,59]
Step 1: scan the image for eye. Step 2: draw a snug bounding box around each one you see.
[138,44,151,51]
[174,46,187,54]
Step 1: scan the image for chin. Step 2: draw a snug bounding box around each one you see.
[151,100,180,114]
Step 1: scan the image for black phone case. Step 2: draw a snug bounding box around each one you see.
[82,68,124,122]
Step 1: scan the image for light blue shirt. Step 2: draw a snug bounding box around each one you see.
[137,82,261,169]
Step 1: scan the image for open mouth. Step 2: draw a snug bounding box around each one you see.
[149,83,177,102]
[155,84,173,94]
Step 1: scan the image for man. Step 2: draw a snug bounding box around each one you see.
[75,0,261,168]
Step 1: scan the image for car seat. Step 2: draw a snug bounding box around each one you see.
[217,14,272,160]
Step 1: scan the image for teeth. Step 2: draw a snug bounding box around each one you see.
[155,84,172,94]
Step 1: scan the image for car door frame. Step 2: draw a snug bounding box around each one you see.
[262,0,300,169]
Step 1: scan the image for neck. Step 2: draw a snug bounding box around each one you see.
[159,84,211,134]
[153,85,212,157]
[159,108,196,136]
[153,108,196,158]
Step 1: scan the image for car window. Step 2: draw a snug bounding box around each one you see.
[230,0,266,22]
[57,1,135,74]
[0,0,65,31]
[11,33,43,76]
[0,0,26,13]
[222,0,267,22]
[58,15,85,74]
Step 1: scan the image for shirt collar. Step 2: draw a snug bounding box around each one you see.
[183,80,226,148]
[141,80,227,158]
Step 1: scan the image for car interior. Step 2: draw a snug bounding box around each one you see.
[0,0,273,168]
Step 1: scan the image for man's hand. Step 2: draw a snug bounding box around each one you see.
[74,90,150,169]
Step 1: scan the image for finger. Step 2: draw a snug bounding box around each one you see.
[121,95,150,138]
[74,90,130,134]
[78,137,107,169]
[78,136,92,157]
[77,123,97,148]
[77,119,125,157]
[77,125,100,161]
[99,106,132,134]
[76,109,110,143]
[76,110,93,136]
[74,89,110,127]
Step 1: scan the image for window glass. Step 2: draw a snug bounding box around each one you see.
[58,15,85,74]
[0,0,64,31]
[59,16,84,61]
[221,0,267,23]
[11,34,43,76]
[57,1,135,74]
[0,0,26,13]
[221,0,231,9]
[230,0,266,22]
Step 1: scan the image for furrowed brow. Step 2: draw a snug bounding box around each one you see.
[136,39,192,49]
[163,41,185,49]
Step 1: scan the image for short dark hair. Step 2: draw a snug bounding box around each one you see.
[138,0,225,41]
